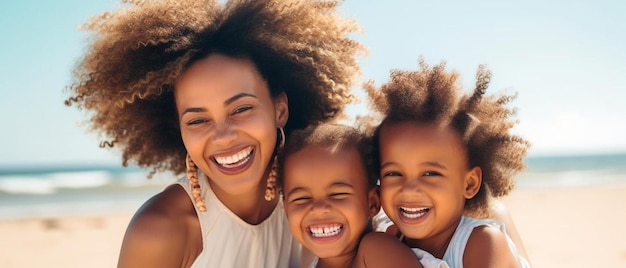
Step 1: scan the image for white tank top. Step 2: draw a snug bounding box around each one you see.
[177,173,301,268]
[408,217,530,268]
[440,216,530,268]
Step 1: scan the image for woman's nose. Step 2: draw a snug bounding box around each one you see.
[210,120,237,146]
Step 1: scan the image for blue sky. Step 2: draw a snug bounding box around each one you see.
[1,0,625,167]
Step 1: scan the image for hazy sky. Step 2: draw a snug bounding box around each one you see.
[1,0,625,167]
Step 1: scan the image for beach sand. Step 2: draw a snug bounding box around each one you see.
[1,183,625,267]
[0,213,130,268]
[502,182,626,267]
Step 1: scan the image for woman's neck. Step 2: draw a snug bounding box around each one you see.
[208,176,278,225]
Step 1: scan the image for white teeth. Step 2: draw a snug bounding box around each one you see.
[309,224,342,238]
[400,207,429,219]
[214,147,253,167]
[401,207,428,212]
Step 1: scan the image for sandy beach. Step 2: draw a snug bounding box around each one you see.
[1,183,625,268]
[502,182,626,267]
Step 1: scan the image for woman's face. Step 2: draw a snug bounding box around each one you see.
[175,54,288,197]
[282,145,378,259]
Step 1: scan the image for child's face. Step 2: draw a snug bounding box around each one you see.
[282,145,378,259]
[378,121,480,244]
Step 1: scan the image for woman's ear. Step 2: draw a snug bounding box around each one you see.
[463,166,482,199]
[368,186,381,216]
[274,92,289,127]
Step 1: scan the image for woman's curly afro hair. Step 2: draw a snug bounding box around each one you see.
[65,0,366,176]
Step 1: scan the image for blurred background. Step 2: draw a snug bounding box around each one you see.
[1,0,625,267]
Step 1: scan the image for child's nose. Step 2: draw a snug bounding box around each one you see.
[401,178,422,193]
[310,199,331,214]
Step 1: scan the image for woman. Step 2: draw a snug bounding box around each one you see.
[66,0,364,267]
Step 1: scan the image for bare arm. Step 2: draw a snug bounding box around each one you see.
[489,199,530,262]
[463,225,521,268]
[118,185,201,268]
[355,232,423,268]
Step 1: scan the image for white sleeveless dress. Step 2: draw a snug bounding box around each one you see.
[176,172,301,268]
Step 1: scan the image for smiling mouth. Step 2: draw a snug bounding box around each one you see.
[308,224,343,238]
[400,206,430,219]
[213,146,254,168]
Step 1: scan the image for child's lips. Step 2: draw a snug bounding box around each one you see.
[307,223,343,238]
[398,206,431,223]
[400,206,430,218]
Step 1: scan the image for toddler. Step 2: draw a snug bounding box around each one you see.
[366,59,531,268]
[278,124,422,268]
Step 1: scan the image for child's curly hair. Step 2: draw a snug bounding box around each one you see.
[65,0,365,176]
[365,58,530,217]
[277,123,378,190]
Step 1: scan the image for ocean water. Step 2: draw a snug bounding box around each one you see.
[518,153,626,187]
[1,153,625,220]
[0,166,174,220]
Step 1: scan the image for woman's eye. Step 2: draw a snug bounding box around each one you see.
[186,118,209,126]
[232,106,252,115]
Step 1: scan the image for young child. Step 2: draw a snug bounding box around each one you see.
[365,59,532,268]
[278,124,422,268]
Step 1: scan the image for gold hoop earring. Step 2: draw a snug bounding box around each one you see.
[278,126,285,148]
[186,154,207,212]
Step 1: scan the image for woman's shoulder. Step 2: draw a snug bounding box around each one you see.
[131,184,199,232]
[118,184,202,267]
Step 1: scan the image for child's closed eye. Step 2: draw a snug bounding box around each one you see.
[329,192,351,199]
[289,196,312,204]
[382,171,402,177]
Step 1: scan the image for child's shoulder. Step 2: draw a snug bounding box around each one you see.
[355,232,423,268]
[460,217,509,253]
[360,231,402,247]
[463,220,521,267]
[466,223,510,249]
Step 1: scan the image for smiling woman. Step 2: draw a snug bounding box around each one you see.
[175,54,288,215]
[64,0,365,267]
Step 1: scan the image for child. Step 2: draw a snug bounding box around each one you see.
[365,59,532,268]
[278,124,423,268]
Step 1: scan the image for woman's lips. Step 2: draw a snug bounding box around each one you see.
[211,146,255,174]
